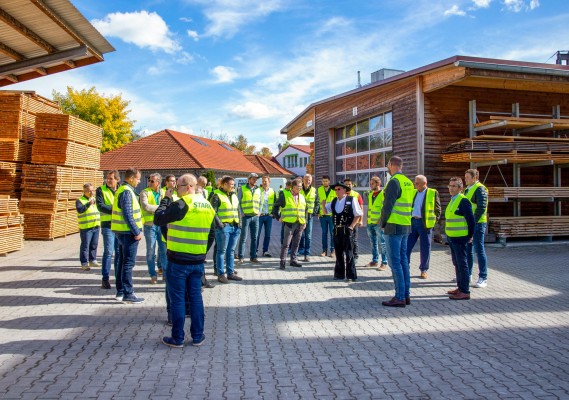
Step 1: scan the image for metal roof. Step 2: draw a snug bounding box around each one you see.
[0,0,115,86]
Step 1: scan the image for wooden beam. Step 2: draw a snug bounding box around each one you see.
[422,67,468,93]
[0,6,57,53]
[0,46,88,75]
[30,0,104,61]
[0,42,25,61]
[517,123,554,133]
[2,74,18,83]
[453,76,569,94]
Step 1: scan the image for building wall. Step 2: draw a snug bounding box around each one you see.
[275,146,310,177]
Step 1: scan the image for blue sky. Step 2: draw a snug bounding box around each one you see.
[11,0,568,154]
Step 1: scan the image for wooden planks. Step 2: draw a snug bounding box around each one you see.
[0,161,22,197]
[442,152,569,163]
[474,116,569,131]
[22,164,103,192]
[35,113,103,148]
[0,195,24,254]
[489,216,569,237]
[488,187,569,199]
[31,138,101,169]
[23,210,78,240]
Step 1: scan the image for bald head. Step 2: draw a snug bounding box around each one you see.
[177,174,197,196]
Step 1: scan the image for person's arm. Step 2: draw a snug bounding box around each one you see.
[473,186,488,223]
[272,191,285,219]
[349,200,363,230]
[357,194,363,206]
[434,190,442,223]
[237,186,244,215]
[379,179,401,228]
[209,194,224,230]
[140,190,158,214]
[458,198,476,239]
[76,198,89,214]
[95,187,112,215]
[154,197,187,226]
[119,190,141,236]
[312,191,320,216]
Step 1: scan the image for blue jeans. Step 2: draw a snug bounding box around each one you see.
[79,227,99,265]
[449,238,470,294]
[320,215,334,253]
[385,233,410,301]
[406,219,433,271]
[101,227,118,280]
[238,215,259,259]
[257,215,273,254]
[298,215,314,256]
[167,261,204,345]
[216,224,241,276]
[467,222,488,280]
[144,225,167,278]
[115,233,140,297]
[366,224,387,264]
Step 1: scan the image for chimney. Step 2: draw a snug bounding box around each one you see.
[371,68,405,83]
[278,143,282,152]
[357,71,361,88]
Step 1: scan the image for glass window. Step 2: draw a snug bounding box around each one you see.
[346,123,356,138]
[385,112,392,128]
[370,152,384,168]
[345,156,357,171]
[335,127,345,141]
[357,173,369,188]
[357,119,369,135]
[357,136,369,152]
[336,159,345,173]
[369,132,383,150]
[385,150,393,164]
[345,139,357,155]
[357,155,369,170]
[370,115,384,131]
[384,131,392,147]
[335,142,345,156]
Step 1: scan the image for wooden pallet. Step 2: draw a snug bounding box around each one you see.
[35,113,103,149]
[0,225,24,254]
[488,216,569,237]
[31,138,100,169]
[0,194,24,254]
[22,164,103,192]
[23,210,78,239]
[444,139,569,153]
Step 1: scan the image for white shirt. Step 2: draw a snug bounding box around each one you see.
[325,195,363,217]
[412,189,427,218]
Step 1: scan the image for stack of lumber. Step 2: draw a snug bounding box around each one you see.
[474,116,569,132]
[32,114,102,169]
[488,187,569,200]
[0,162,23,197]
[0,195,24,255]
[489,216,569,238]
[21,165,103,239]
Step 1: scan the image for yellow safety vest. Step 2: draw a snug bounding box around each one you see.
[302,186,317,214]
[111,184,143,232]
[215,189,239,223]
[141,187,161,224]
[99,184,114,223]
[281,191,306,224]
[318,186,336,216]
[445,194,469,237]
[259,188,276,214]
[77,196,100,229]
[241,185,261,215]
[167,194,215,254]
[386,174,414,226]
[465,182,488,223]
[424,188,438,229]
[367,190,384,225]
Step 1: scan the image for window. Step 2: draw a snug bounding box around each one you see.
[192,137,209,146]
[219,143,234,151]
[334,111,392,190]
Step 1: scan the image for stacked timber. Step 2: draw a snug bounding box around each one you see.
[22,115,103,240]
[488,187,569,200]
[489,216,569,238]
[0,162,22,197]
[0,195,24,255]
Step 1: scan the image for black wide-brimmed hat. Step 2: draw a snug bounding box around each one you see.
[331,182,350,190]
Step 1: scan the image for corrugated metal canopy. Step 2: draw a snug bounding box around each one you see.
[0,0,114,86]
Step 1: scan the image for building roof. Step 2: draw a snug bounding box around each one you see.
[101,129,281,175]
[245,155,294,177]
[281,54,569,139]
[0,0,115,87]
[274,143,312,158]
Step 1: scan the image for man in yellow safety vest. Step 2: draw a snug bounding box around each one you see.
[140,173,166,284]
[237,172,262,263]
[366,175,388,270]
[257,175,277,257]
[318,175,336,258]
[76,182,100,272]
[96,170,120,289]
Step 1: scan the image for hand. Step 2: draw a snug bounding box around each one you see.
[468,237,473,244]
[165,188,174,199]
[279,218,283,223]
[134,233,142,241]
[89,197,95,205]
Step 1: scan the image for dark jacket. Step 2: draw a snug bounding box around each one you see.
[447,197,476,244]
[379,173,411,235]
[116,183,141,236]
[412,188,442,230]
[464,183,488,223]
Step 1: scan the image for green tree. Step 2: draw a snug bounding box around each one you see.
[230,134,256,155]
[52,86,136,152]
[280,140,291,151]
[256,147,273,158]
[204,170,217,189]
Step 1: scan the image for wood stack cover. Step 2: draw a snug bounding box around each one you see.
[0,195,24,255]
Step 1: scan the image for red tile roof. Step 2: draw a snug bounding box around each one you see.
[245,155,294,176]
[101,129,262,173]
[274,143,313,158]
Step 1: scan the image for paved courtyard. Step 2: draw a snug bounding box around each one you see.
[0,221,568,399]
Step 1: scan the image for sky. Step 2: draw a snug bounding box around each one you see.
[10,0,569,154]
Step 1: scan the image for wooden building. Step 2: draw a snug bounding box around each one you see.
[281,55,569,241]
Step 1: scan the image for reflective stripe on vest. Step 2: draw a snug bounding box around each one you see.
[367,190,384,224]
[215,189,239,223]
[141,187,161,224]
[318,186,336,216]
[99,184,114,223]
[241,185,261,215]
[465,182,488,223]
[167,194,215,254]
[386,174,414,226]
[445,194,469,237]
[302,186,316,214]
[111,184,143,232]
[281,191,306,224]
[77,196,100,229]
[425,188,437,229]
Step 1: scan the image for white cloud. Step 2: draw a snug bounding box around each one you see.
[230,101,279,119]
[180,17,193,22]
[502,0,540,12]
[211,66,238,83]
[92,11,181,54]
[187,0,283,38]
[472,0,492,7]
[175,51,194,64]
[187,30,199,41]
[317,17,351,35]
[444,5,467,16]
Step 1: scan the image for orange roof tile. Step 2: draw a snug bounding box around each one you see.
[245,155,294,176]
[101,129,263,174]
[289,144,312,154]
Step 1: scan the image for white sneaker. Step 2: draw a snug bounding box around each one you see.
[451,277,457,283]
[115,294,123,301]
[89,261,101,268]
[474,278,487,288]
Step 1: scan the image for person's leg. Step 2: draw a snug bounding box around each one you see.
[448,240,460,284]
[166,261,189,344]
[163,260,171,323]
[115,234,125,297]
[379,229,388,265]
[101,227,113,280]
[327,217,335,254]
[187,264,205,343]
[280,223,294,267]
[263,216,272,254]
[406,220,420,267]
[418,225,433,272]
[454,241,470,294]
[79,229,88,266]
[238,216,251,259]
[88,227,99,263]
[249,216,259,259]
[466,239,474,279]
[366,225,379,264]
[121,234,140,297]
[333,229,346,279]
[113,234,119,279]
[304,217,313,257]
[215,227,229,276]
[143,225,157,278]
[385,234,404,301]
[290,223,305,264]
[156,226,167,276]
[256,216,265,254]
[400,234,411,299]
[353,226,359,258]
[473,222,488,280]
[320,217,328,254]
[226,226,240,276]
[346,228,357,280]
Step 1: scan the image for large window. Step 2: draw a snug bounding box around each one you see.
[335,111,392,189]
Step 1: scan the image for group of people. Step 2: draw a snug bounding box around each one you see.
[75,157,489,347]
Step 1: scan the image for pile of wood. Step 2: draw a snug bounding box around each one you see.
[0,195,24,255]
[0,162,22,197]
[488,187,569,200]
[489,216,569,238]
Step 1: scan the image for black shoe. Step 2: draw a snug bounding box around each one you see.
[101,279,111,290]
[202,279,215,289]
[279,264,286,270]
[122,295,144,304]
[405,297,411,305]
[290,261,302,268]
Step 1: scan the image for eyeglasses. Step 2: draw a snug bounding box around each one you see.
[448,184,459,188]
[148,180,156,183]
[178,184,190,188]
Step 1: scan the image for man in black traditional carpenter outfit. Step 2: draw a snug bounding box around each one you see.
[325,182,363,281]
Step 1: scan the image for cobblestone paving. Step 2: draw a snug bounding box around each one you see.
[0,221,568,399]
